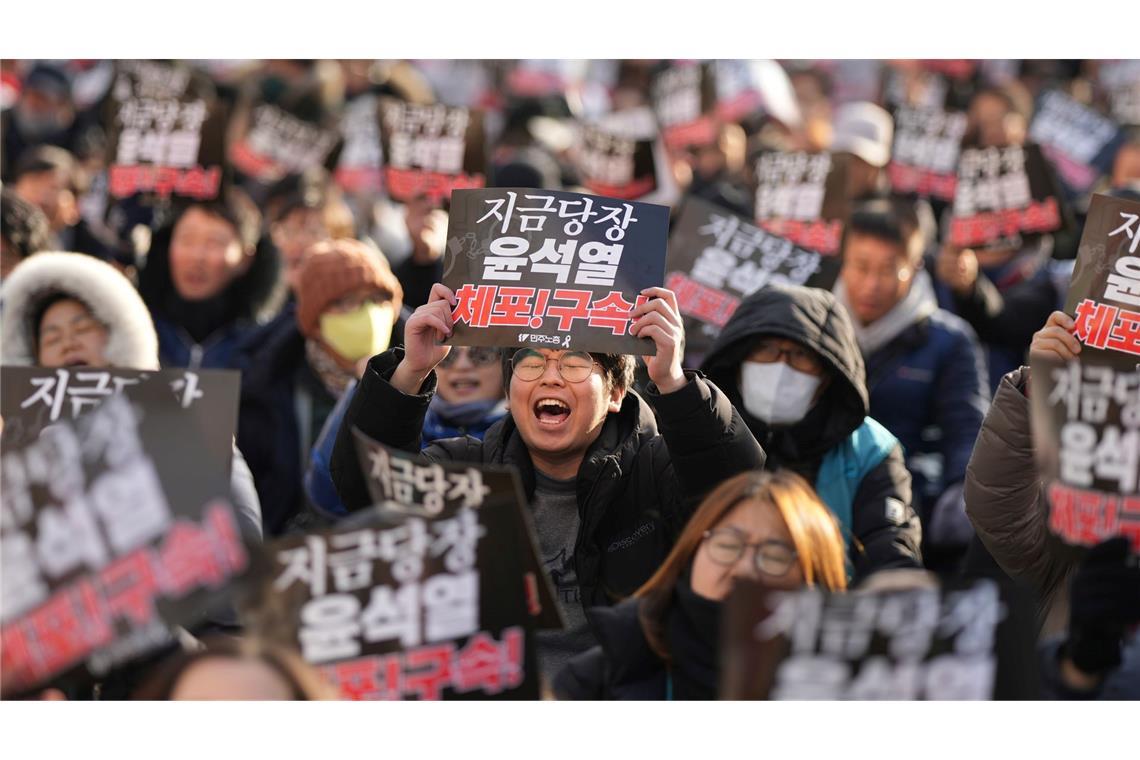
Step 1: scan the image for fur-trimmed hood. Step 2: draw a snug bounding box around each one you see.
[1,251,160,369]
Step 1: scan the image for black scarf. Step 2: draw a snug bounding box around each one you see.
[665,574,722,700]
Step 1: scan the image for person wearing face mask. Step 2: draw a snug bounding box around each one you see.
[553,469,847,700]
[236,238,403,536]
[701,283,923,582]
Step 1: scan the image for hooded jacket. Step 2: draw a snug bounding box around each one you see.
[700,283,922,581]
[330,347,766,611]
[0,251,263,546]
[138,223,283,370]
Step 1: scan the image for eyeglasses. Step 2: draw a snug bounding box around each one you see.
[438,346,501,369]
[701,528,799,577]
[511,349,598,383]
[748,340,823,375]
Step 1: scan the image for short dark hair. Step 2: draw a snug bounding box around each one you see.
[171,187,262,251]
[1,188,52,259]
[29,291,92,356]
[843,198,924,267]
[12,146,79,193]
[501,348,636,396]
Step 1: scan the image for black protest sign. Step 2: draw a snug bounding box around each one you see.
[248,504,540,700]
[752,150,847,256]
[949,144,1067,251]
[350,428,564,631]
[574,123,658,201]
[1027,194,1140,554]
[650,61,719,151]
[665,196,834,358]
[1099,61,1140,128]
[335,94,384,196]
[0,371,247,697]
[1029,90,1123,196]
[888,105,967,201]
[720,579,1039,700]
[377,98,487,208]
[228,101,341,185]
[441,187,669,355]
[103,60,227,203]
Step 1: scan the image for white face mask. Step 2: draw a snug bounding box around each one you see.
[740,361,823,426]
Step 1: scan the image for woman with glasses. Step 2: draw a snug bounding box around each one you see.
[554,469,847,700]
[700,283,922,583]
[422,346,508,445]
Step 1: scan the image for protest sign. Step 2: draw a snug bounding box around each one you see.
[1030,193,1140,553]
[229,101,341,185]
[1099,60,1140,127]
[377,98,487,207]
[888,105,967,201]
[350,429,563,631]
[335,94,384,196]
[246,457,542,699]
[441,187,669,355]
[1029,90,1123,195]
[103,60,227,203]
[0,369,247,697]
[650,61,719,150]
[949,143,1067,250]
[721,578,1038,700]
[752,150,847,256]
[574,123,657,201]
[665,195,832,358]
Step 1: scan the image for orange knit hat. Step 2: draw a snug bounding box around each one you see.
[295,239,403,337]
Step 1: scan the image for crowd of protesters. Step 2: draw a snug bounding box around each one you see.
[0,58,1138,701]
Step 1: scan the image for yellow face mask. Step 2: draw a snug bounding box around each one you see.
[319,302,394,362]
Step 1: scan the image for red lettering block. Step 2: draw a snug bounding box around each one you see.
[1048,482,1078,541]
[325,654,403,701]
[452,284,497,329]
[109,165,139,198]
[587,291,640,336]
[488,287,536,327]
[1073,298,1119,350]
[1105,308,1140,357]
[453,627,525,695]
[100,550,161,627]
[403,642,455,701]
[546,289,593,331]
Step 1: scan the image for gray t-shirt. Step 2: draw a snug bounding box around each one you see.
[532,469,596,687]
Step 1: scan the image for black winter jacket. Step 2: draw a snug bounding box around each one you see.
[700,284,923,580]
[330,347,766,608]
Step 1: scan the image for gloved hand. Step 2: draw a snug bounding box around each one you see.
[1063,537,1140,675]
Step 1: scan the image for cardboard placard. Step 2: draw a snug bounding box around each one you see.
[949,143,1067,250]
[1029,90,1123,195]
[377,98,486,207]
[888,105,967,201]
[574,123,658,201]
[721,579,1039,700]
[441,187,669,355]
[245,492,541,699]
[1029,193,1140,553]
[229,101,341,185]
[350,429,564,631]
[103,60,227,203]
[650,61,719,150]
[665,195,835,358]
[0,369,247,697]
[752,150,846,256]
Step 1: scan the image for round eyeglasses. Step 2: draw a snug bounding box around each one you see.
[438,346,501,369]
[701,528,799,577]
[511,349,598,383]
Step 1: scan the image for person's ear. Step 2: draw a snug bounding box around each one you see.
[607,383,625,414]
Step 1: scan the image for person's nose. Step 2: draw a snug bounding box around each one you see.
[452,349,475,370]
[538,357,565,386]
[731,546,759,580]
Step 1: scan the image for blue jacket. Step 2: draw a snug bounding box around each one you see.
[152,316,255,371]
[865,309,990,521]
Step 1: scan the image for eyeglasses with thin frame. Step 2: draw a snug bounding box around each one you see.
[749,340,823,375]
[701,527,799,577]
[438,346,501,369]
[511,349,599,383]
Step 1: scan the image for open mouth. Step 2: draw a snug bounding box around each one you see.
[533,397,571,427]
[448,378,481,394]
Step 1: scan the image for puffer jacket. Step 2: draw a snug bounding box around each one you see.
[330,347,767,610]
[700,283,923,581]
[963,366,1086,637]
[0,250,263,546]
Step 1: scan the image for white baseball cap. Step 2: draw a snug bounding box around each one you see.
[830,102,894,168]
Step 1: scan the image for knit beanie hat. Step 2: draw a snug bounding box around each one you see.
[295,239,403,337]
